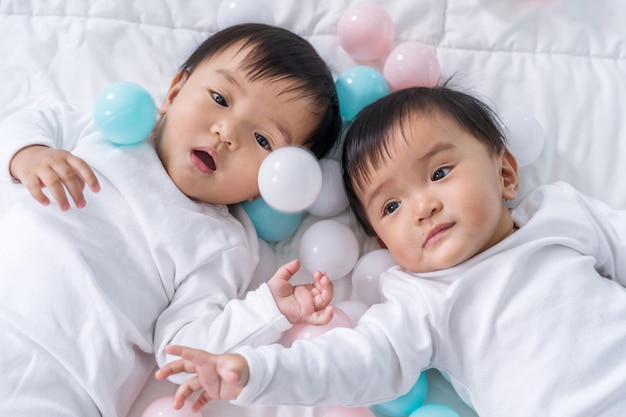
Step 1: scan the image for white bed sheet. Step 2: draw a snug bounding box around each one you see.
[1,1,624,416]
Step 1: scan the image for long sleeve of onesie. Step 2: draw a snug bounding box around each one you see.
[0,104,292,413]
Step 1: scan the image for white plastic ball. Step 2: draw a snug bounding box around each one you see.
[500,109,544,167]
[351,249,396,306]
[216,0,274,30]
[299,219,360,281]
[258,146,323,213]
[306,158,349,218]
[335,299,369,325]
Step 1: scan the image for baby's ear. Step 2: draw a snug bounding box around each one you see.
[158,70,190,115]
[500,150,519,200]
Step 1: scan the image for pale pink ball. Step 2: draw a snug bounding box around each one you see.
[323,405,377,417]
[383,41,440,91]
[337,2,395,61]
[290,306,353,343]
[142,396,195,417]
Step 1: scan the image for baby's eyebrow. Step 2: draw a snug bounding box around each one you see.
[416,142,456,164]
[215,69,242,88]
[364,177,392,211]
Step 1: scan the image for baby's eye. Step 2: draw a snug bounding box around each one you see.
[384,201,400,215]
[432,167,450,181]
[255,133,271,150]
[212,92,227,107]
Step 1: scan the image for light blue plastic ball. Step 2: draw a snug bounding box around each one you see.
[242,198,302,242]
[94,81,157,145]
[409,404,460,417]
[372,373,428,417]
[335,65,390,121]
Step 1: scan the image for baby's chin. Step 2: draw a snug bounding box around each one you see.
[402,255,467,274]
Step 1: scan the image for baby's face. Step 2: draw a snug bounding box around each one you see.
[356,113,518,273]
[154,43,320,205]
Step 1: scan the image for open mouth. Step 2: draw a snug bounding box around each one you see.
[192,150,216,171]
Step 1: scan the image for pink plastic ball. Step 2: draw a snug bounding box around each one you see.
[337,2,395,61]
[290,306,353,343]
[141,396,195,417]
[323,405,377,417]
[383,42,440,91]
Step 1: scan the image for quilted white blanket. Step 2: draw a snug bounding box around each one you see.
[0,1,624,416]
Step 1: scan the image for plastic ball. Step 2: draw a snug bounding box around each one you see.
[299,219,360,280]
[324,405,376,417]
[242,198,302,242]
[141,396,195,417]
[336,66,390,121]
[248,238,278,290]
[257,146,322,213]
[372,373,429,417]
[409,404,460,417]
[499,109,544,167]
[335,299,369,325]
[383,42,441,91]
[351,249,396,306]
[216,0,274,30]
[307,158,349,218]
[337,2,394,61]
[94,81,157,146]
[290,306,352,343]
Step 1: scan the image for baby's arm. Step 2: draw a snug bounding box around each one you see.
[1,104,100,210]
[10,145,100,210]
[155,345,248,412]
[267,259,335,325]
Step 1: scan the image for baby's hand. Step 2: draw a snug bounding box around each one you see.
[9,145,100,210]
[268,259,334,325]
[155,345,248,412]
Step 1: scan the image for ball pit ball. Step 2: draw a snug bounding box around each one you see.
[306,158,349,218]
[334,299,369,325]
[298,219,360,280]
[351,248,397,306]
[372,373,429,417]
[323,405,377,417]
[257,146,322,213]
[383,42,441,91]
[290,306,353,343]
[408,404,461,417]
[500,109,544,167]
[242,198,302,242]
[337,2,395,61]
[141,395,195,417]
[93,81,157,146]
[335,66,390,121]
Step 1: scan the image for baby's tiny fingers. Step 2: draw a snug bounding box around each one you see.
[174,377,202,408]
[68,156,100,193]
[21,177,51,207]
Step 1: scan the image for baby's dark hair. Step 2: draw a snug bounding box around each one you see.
[181,23,341,159]
[342,86,507,236]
